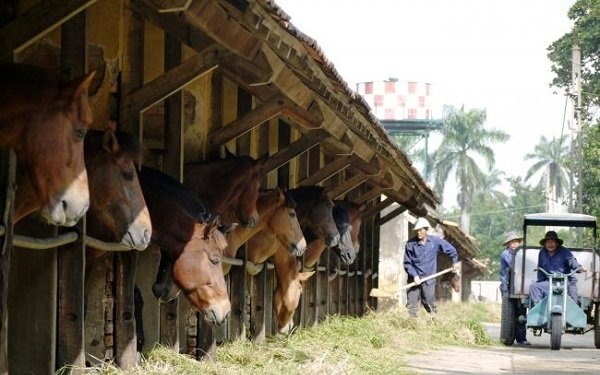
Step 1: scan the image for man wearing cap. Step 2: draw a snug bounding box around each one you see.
[529,230,584,307]
[499,231,529,345]
[403,217,460,317]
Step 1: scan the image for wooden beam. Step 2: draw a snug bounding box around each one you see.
[56,13,87,372]
[356,186,383,204]
[129,0,214,52]
[262,129,329,174]
[208,94,287,146]
[362,198,394,219]
[298,155,353,186]
[281,100,324,129]
[123,45,222,121]
[328,174,368,200]
[379,205,408,225]
[0,0,98,59]
[185,0,262,60]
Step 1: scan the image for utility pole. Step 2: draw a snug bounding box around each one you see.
[571,45,583,214]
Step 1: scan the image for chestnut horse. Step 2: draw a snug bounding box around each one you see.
[0,64,94,225]
[246,230,314,334]
[84,129,152,250]
[222,188,306,274]
[139,167,231,324]
[184,154,268,228]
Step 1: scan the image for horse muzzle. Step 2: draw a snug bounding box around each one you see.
[203,300,231,325]
[123,228,152,251]
[290,237,307,257]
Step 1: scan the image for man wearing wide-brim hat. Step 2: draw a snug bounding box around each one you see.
[499,231,529,345]
[529,230,585,307]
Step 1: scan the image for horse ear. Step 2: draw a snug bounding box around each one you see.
[358,203,367,213]
[102,128,120,153]
[204,214,221,238]
[62,70,96,99]
[298,271,315,282]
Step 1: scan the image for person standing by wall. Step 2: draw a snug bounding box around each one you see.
[499,231,530,345]
[403,217,460,317]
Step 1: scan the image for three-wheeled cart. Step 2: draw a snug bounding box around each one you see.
[500,213,600,350]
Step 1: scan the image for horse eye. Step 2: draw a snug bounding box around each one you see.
[122,170,135,181]
[74,128,87,140]
[290,211,296,218]
[210,257,221,266]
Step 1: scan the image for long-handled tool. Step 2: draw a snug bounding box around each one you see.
[369,266,456,298]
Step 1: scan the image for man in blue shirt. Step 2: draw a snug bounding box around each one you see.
[499,231,529,345]
[529,231,584,307]
[403,217,460,317]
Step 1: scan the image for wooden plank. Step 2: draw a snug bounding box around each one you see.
[185,0,262,61]
[281,100,324,129]
[379,205,408,226]
[298,155,352,186]
[250,267,266,343]
[56,13,87,372]
[9,220,57,375]
[327,174,368,200]
[114,252,138,369]
[0,149,15,375]
[265,267,275,337]
[262,129,328,174]
[0,0,98,60]
[356,187,383,205]
[208,94,287,147]
[159,32,183,352]
[123,45,222,119]
[363,198,394,219]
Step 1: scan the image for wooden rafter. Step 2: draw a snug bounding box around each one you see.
[262,129,329,174]
[0,0,98,60]
[298,155,353,186]
[327,173,368,200]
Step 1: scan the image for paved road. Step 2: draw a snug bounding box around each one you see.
[406,323,600,374]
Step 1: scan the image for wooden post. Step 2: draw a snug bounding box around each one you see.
[159,31,184,352]
[0,149,15,375]
[114,8,144,369]
[114,251,138,369]
[250,266,266,343]
[56,11,87,372]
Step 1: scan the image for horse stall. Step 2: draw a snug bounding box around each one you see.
[0,1,482,373]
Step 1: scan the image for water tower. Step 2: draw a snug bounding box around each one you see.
[356,79,443,175]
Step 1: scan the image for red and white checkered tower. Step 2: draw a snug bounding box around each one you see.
[356,80,432,120]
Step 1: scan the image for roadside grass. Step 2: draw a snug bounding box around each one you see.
[71,302,500,375]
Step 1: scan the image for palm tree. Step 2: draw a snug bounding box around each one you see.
[475,168,508,205]
[430,106,509,233]
[524,135,570,212]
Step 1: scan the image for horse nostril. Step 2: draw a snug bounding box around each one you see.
[143,229,151,243]
[62,200,68,211]
[151,283,164,298]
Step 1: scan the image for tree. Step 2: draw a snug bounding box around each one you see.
[523,136,571,211]
[581,122,600,218]
[430,106,509,233]
[547,0,600,117]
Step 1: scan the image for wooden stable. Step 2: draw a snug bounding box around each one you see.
[0,1,482,374]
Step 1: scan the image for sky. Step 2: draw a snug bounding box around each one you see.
[275,0,576,209]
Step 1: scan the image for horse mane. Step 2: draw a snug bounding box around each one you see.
[140,166,211,223]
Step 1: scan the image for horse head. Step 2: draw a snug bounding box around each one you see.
[0,64,95,225]
[84,129,152,250]
[292,186,339,248]
[267,188,307,257]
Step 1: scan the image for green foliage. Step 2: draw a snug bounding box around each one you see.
[548,0,600,117]
[581,122,600,218]
[524,136,571,206]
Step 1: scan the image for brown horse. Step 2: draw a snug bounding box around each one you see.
[184,153,268,228]
[222,188,306,274]
[290,186,339,247]
[0,64,95,225]
[84,129,152,250]
[140,167,231,324]
[304,200,366,267]
[271,247,314,335]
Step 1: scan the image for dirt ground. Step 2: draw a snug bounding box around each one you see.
[406,323,600,374]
